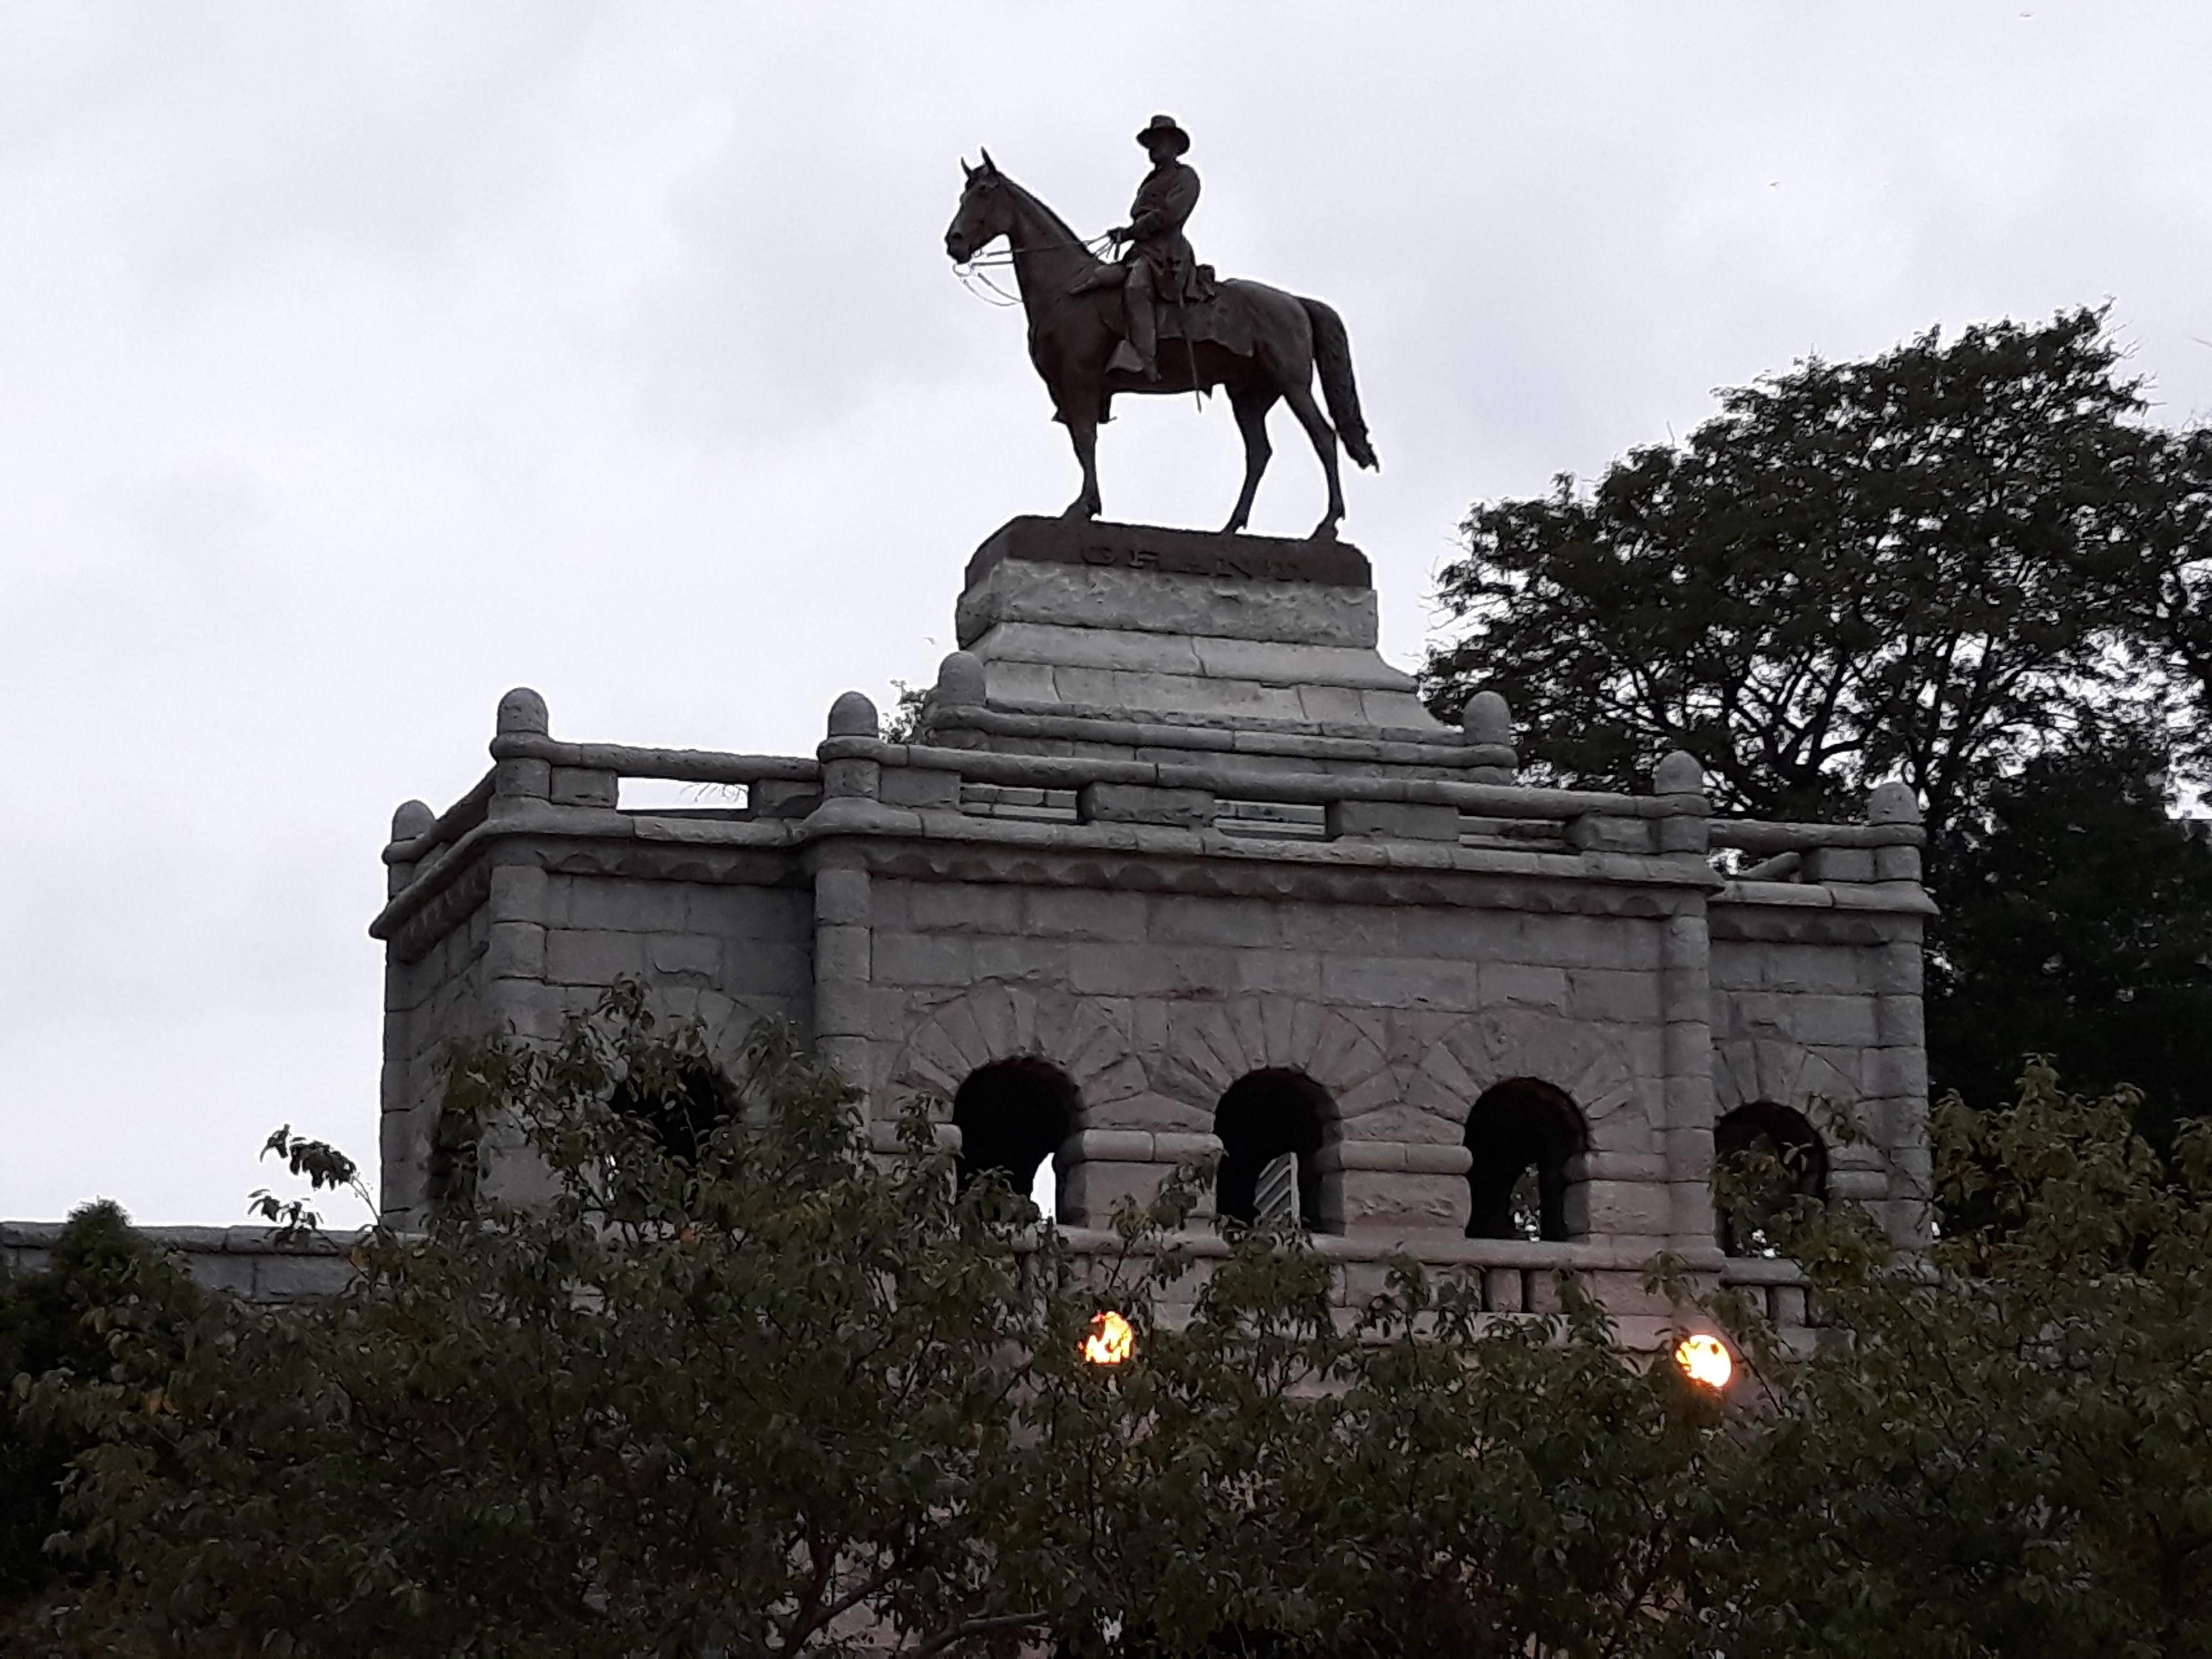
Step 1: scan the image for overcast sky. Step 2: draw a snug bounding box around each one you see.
[4,3,2210,1228]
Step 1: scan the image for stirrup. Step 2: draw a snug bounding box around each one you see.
[1108,341,1151,376]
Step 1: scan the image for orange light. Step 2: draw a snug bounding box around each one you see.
[1082,1309,1136,1367]
[1674,1332,1733,1391]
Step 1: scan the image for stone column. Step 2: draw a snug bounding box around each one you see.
[479,689,558,1207]
[1056,1130,1224,1229]
[483,688,554,1040]
[379,799,434,1224]
[1651,751,1720,1259]
[812,692,880,1110]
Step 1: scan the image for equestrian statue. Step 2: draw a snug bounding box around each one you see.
[943,116,1378,541]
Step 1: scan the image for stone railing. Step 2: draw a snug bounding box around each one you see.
[377,687,1713,873]
[1710,780,1926,889]
[5,1217,1699,1348]
[379,686,1936,923]
[1040,1226,1693,1350]
[1715,1253,1816,1332]
[366,691,1957,971]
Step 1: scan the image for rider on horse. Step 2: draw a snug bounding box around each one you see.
[1071,115,1213,380]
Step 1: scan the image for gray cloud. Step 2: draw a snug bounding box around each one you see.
[3,1,2209,1223]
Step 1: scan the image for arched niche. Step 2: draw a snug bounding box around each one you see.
[953,1058,1081,1213]
[611,1061,738,1164]
[1213,1069,1335,1230]
[1463,1078,1588,1242]
[1713,1100,1829,1257]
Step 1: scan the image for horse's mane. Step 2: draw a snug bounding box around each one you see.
[995,171,1087,252]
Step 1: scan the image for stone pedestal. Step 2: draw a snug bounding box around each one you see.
[950,517,1444,734]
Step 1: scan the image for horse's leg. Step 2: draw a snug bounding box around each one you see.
[1062,415,1103,520]
[1222,382,1277,534]
[1282,380,1345,541]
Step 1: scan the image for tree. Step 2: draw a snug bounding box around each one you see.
[10,993,2209,1654]
[1424,308,2212,1126]
[1927,726,2212,1142]
[2,990,1736,1657]
[0,1203,204,1622]
[16,991,1116,1656]
[1703,1063,2212,1656]
[1423,308,2210,846]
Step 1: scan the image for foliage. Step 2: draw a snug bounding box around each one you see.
[0,1203,204,1620]
[1702,1062,2212,1657]
[882,680,931,744]
[248,1124,377,1240]
[16,990,1104,1656]
[7,994,2209,1655]
[1423,307,2212,1127]
[1422,307,2211,841]
[1928,727,2212,1141]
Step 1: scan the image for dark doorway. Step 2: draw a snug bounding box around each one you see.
[953,1058,1080,1209]
[1214,1069,1333,1229]
[1713,1101,1828,1257]
[1464,1078,1586,1241]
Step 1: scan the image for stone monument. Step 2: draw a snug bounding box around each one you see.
[370,512,1934,1350]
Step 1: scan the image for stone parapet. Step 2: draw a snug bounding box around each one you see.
[0,1222,366,1302]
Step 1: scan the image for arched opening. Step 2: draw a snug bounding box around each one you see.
[1713,1101,1828,1257]
[953,1058,1080,1217]
[425,1088,481,1214]
[1213,1069,1333,1230]
[1464,1078,1587,1241]
[611,1061,737,1164]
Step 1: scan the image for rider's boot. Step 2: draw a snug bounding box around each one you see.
[1122,271,1160,380]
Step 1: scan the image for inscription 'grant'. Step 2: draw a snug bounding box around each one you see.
[963,515,1375,592]
[1080,545,1302,582]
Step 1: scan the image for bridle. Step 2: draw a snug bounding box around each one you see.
[950,178,1118,308]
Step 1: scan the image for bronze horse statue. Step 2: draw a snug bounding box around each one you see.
[942,153,1377,541]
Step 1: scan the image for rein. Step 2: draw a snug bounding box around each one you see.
[954,230,1119,307]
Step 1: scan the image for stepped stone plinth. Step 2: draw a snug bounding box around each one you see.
[950,517,1442,736]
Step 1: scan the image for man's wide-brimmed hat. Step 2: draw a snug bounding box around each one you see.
[1135,114,1190,155]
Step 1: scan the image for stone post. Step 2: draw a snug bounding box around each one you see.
[1865,781,1931,1245]
[813,692,880,1110]
[1459,689,1517,785]
[933,649,987,711]
[915,650,988,752]
[489,687,551,817]
[386,798,434,898]
[1651,751,1719,1259]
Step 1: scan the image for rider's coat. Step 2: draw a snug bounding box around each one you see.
[1124,158,1207,302]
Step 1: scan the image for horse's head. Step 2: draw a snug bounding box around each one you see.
[944,150,1012,263]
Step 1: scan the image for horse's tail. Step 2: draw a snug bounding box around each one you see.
[1301,297,1377,470]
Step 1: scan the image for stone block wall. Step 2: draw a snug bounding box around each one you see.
[867,877,1697,1244]
[373,691,819,1226]
[1709,909,1930,1247]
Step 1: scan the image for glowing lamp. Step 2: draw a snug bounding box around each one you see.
[1674,1332,1733,1391]
[1082,1309,1136,1367]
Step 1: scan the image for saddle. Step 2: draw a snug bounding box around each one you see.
[1128,265,1258,359]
